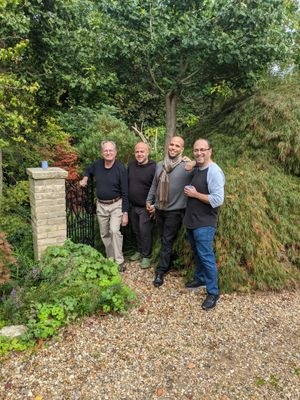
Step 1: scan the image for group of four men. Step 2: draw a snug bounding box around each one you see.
[80,136,225,310]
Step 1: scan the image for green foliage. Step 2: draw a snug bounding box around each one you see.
[65,108,138,166]
[0,335,35,357]
[99,0,297,140]
[216,158,300,292]
[0,182,33,271]
[143,126,166,161]
[216,74,300,175]
[27,303,66,339]
[0,240,136,354]
[0,2,71,182]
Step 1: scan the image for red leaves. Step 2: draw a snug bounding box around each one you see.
[0,232,16,285]
[41,140,80,181]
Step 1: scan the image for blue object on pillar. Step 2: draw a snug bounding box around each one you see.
[41,161,48,168]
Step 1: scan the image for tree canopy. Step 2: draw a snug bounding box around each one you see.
[98,0,298,145]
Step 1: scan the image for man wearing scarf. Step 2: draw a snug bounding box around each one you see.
[146,136,191,287]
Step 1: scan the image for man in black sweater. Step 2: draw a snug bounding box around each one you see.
[128,142,156,268]
[80,141,128,271]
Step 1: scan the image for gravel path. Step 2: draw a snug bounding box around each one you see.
[1,261,299,400]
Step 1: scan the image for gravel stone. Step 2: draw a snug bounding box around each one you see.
[1,261,299,400]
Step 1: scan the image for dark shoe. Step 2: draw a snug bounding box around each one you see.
[185,279,206,289]
[153,272,164,287]
[118,263,126,272]
[201,294,220,310]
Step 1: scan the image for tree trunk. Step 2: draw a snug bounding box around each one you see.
[165,90,178,152]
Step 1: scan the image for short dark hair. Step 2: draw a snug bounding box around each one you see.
[194,138,211,149]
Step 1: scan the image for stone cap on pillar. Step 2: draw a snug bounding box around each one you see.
[26,167,68,180]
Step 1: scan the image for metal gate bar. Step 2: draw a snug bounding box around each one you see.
[65,179,95,247]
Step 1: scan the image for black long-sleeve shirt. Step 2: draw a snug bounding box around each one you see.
[128,160,156,207]
[84,159,129,212]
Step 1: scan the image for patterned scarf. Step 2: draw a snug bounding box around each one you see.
[156,154,182,209]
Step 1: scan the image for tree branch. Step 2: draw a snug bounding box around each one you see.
[180,68,201,84]
[178,57,189,80]
[148,60,165,94]
[131,123,148,144]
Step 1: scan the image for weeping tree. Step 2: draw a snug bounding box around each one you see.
[99,0,297,147]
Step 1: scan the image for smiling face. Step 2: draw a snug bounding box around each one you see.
[193,139,212,167]
[168,136,184,159]
[101,141,117,163]
[135,142,149,165]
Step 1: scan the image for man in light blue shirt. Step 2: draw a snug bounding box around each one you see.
[184,138,225,310]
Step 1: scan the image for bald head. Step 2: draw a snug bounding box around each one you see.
[168,136,184,159]
[135,142,150,165]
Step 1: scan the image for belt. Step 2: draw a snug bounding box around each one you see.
[97,196,121,205]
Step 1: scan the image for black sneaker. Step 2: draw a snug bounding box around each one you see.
[185,279,206,289]
[118,263,126,272]
[201,294,220,310]
[153,272,164,287]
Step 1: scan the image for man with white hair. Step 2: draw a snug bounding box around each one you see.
[80,140,128,271]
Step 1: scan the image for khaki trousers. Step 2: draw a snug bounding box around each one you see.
[96,199,124,265]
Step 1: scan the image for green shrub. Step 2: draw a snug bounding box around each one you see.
[57,107,138,166]
[213,74,300,175]
[0,240,136,354]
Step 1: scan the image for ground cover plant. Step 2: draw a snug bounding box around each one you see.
[0,240,136,355]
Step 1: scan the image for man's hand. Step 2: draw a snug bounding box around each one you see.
[184,186,210,204]
[184,185,198,198]
[146,202,155,217]
[79,176,88,187]
[121,212,128,227]
[184,160,196,171]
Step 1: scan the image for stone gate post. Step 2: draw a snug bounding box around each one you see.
[26,167,68,260]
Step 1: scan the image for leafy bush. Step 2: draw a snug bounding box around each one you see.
[0,240,136,355]
[214,74,300,175]
[58,107,138,167]
[0,181,34,286]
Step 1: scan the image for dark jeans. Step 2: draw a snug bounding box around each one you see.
[131,206,154,258]
[156,209,184,273]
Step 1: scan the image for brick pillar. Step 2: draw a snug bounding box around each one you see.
[26,167,68,260]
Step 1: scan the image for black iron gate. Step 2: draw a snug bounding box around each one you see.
[65,179,96,247]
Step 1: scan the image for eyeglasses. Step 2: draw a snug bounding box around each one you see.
[193,148,210,153]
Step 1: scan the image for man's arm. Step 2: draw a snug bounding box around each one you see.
[146,165,159,206]
[120,164,129,226]
[79,163,95,187]
[79,176,89,187]
[207,167,225,208]
[184,160,196,171]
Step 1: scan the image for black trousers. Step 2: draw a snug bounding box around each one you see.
[156,209,184,273]
[131,206,154,258]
